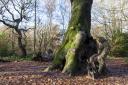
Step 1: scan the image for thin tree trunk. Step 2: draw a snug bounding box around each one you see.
[16,29,27,56]
[11,29,15,54]
[33,0,37,56]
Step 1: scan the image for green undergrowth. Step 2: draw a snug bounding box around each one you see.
[0,55,33,61]
[124,57,128,64]
[107,55,116,59]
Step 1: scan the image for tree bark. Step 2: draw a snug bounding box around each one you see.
[15,28,27,56]
[45,0,101,77]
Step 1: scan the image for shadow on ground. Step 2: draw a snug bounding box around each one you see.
[0,58,128,85]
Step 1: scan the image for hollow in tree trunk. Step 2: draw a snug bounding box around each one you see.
[45,0,107,78]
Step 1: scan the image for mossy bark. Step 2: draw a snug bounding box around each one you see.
[45,0,98,75]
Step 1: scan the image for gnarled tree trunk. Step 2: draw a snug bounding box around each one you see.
[12,27,27,57]
[16,29,27,56]
[45,0,106,78]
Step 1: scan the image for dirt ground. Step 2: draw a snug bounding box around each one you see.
[0,58,128,85]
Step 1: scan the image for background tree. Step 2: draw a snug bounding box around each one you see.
[0,28,11,56]
[0,0,33,56]
[58,0,71,37]
[33,0,37,57]
[91,0,128,57]
[44,0,56,48]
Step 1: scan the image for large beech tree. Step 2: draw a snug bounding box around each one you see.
[45,0,107,77]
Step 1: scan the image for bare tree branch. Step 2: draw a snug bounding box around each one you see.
[10,0,20,15]
[0,0,15,20]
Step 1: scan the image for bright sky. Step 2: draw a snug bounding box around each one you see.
[92,0,128,24]
[0,0,128,30]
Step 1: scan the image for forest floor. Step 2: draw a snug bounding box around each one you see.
[0,58,128,85]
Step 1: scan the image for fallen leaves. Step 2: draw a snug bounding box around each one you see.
[0,58,127,85]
